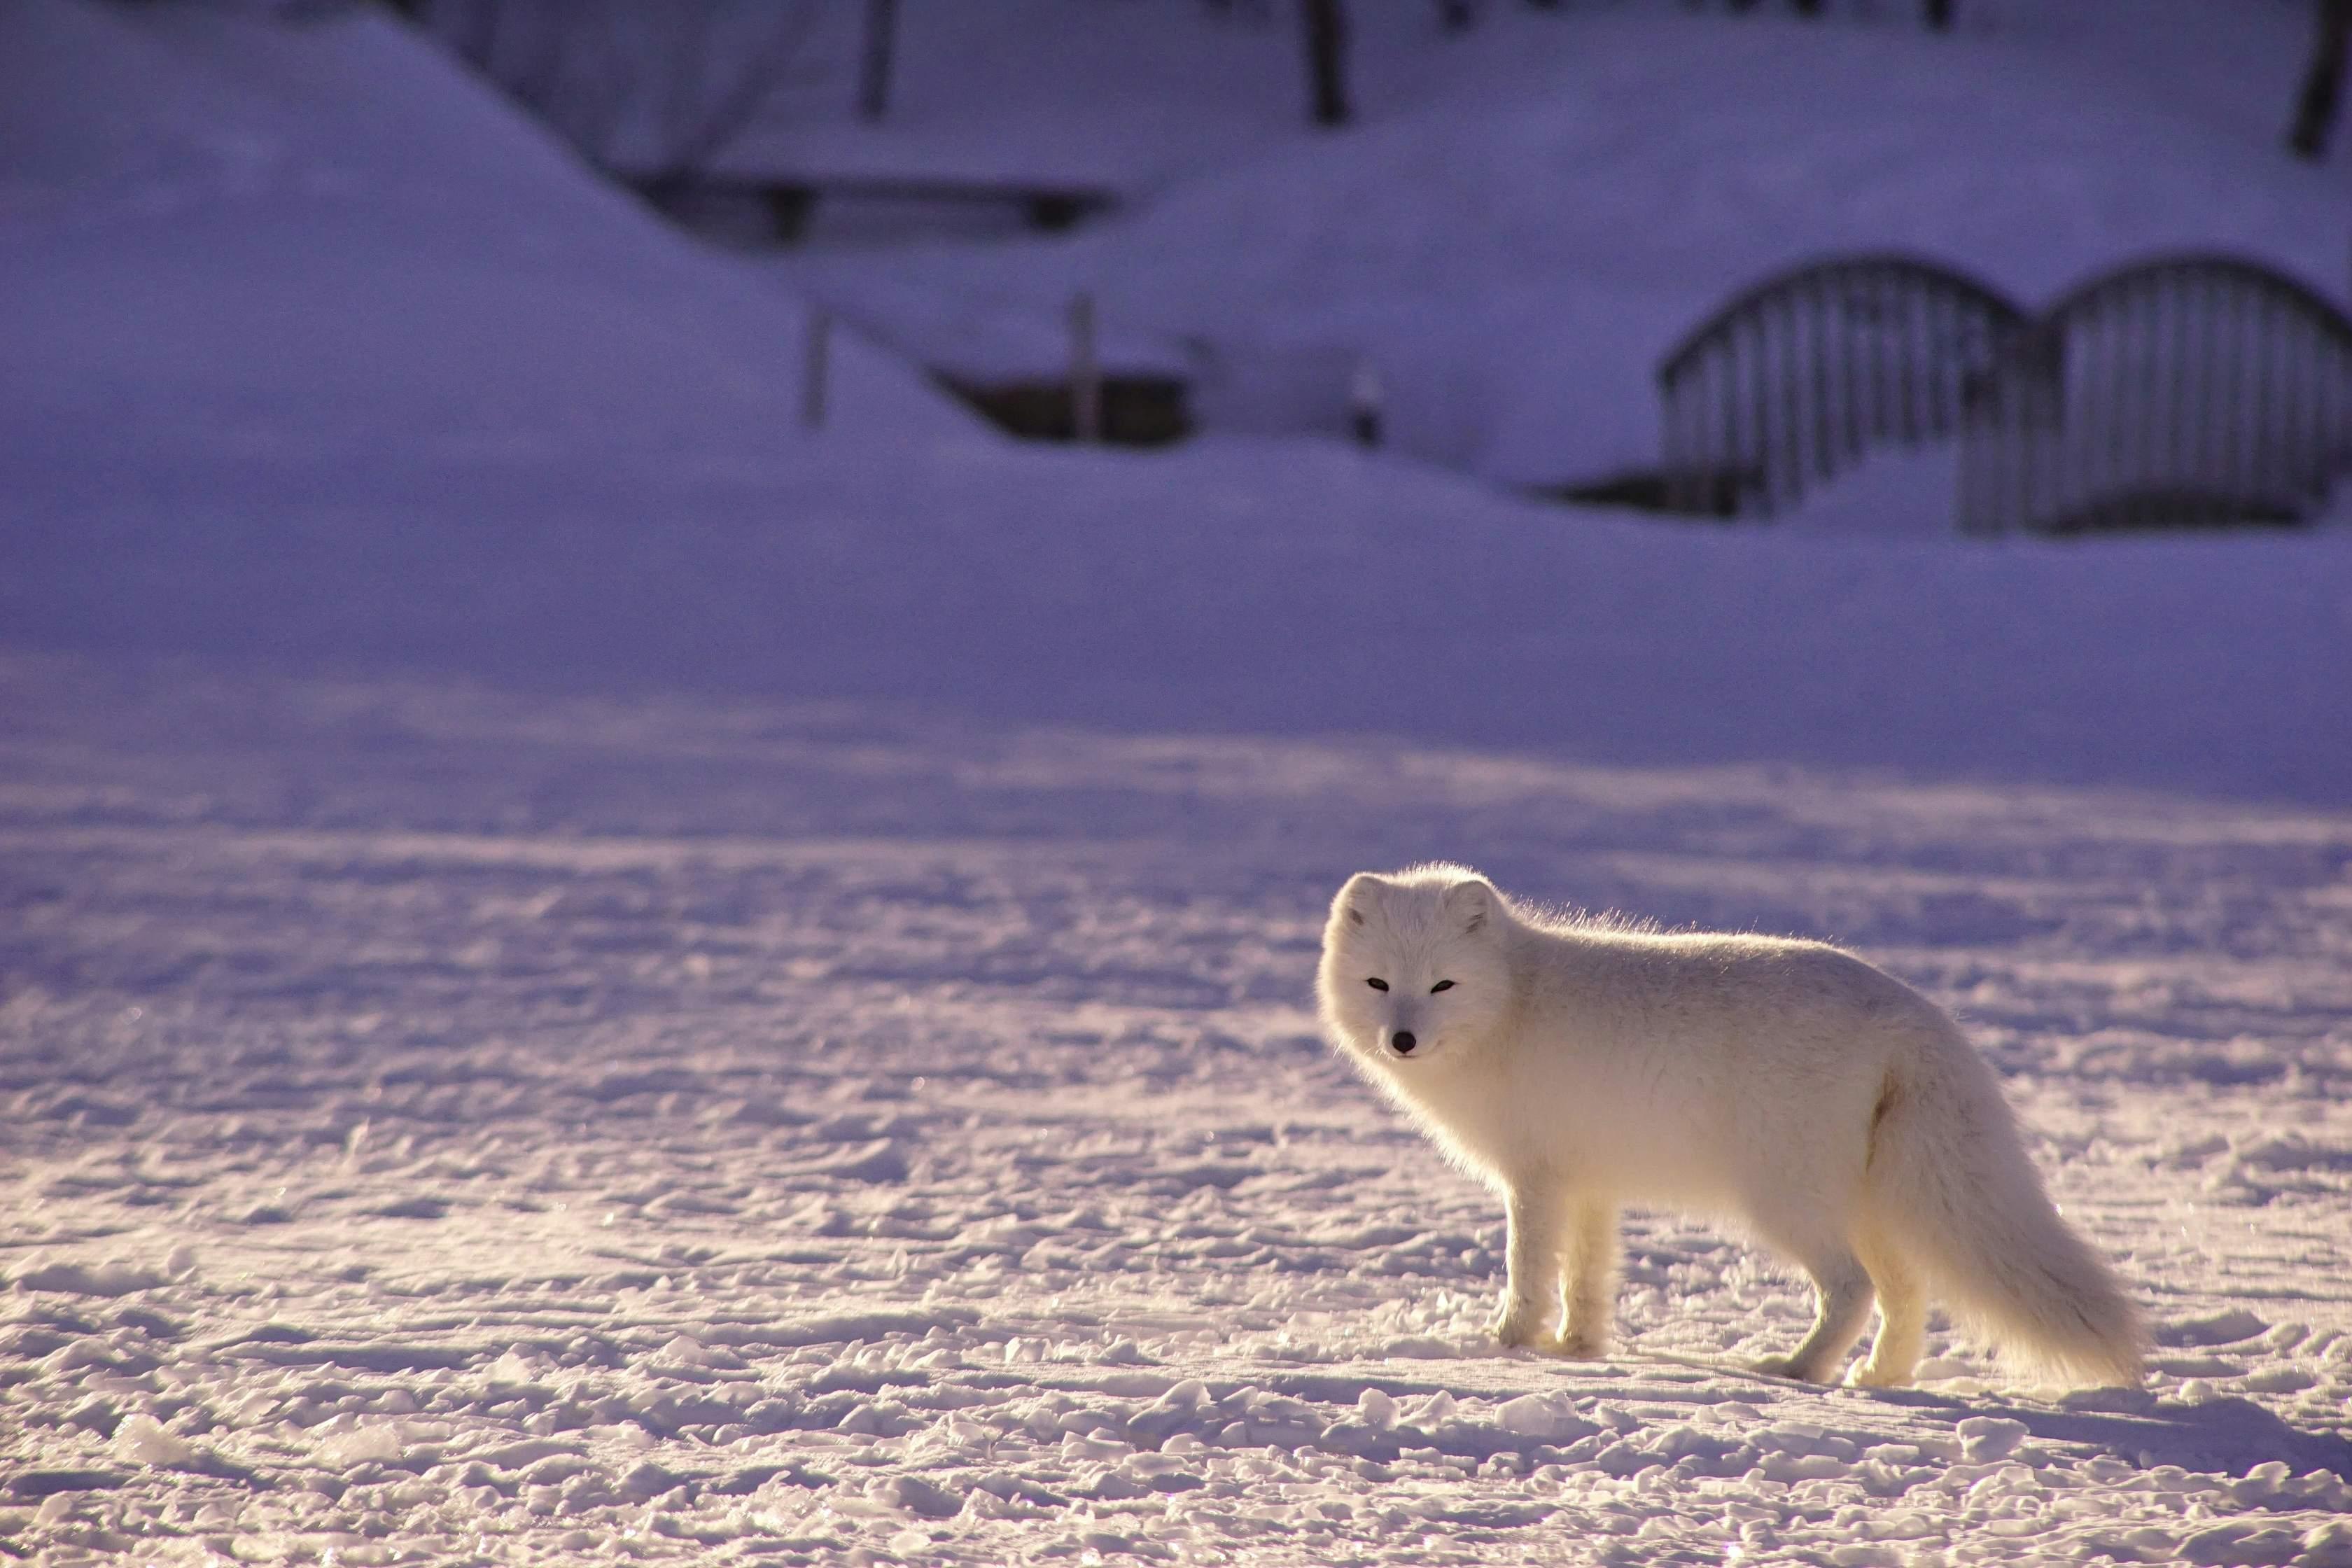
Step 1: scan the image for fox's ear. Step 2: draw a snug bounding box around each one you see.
[1443,877,1498,934]
[1333,872,1385,929]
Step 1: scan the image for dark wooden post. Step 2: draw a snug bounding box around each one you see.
[1068,292,1101,443]
[1348,357,1384,447]
[860,0,899,122]
[2290,0,2352,158]
[1302,0,1350,127]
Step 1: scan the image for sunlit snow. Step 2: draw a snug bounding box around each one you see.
[4,1,2351,1564]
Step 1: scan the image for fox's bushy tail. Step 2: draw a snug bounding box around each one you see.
[1871,1026,2145,1386]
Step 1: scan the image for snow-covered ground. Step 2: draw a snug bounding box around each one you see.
[0,0,965,472]
[7,1,2351,804]
[766,0,2352,483]
[4,657,2351,1565]
[7,2,2352,1562]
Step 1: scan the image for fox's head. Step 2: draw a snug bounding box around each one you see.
[1317,865,1513,1068]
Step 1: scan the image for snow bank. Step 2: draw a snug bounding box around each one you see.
[0,0,970,468]
[12,427,2350,802]
[4,0,2348,808]
[782,2,2351,482]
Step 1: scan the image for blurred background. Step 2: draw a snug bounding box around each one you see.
[4,0,2349,796]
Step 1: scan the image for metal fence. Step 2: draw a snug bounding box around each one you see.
[1656,251,2352,532]
[1958,254,2352,533]
[1658,255,2027,516]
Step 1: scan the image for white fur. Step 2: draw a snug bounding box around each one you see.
[1316,864,2144,1388]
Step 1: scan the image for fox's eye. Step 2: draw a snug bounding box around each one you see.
[1365,978,1390,992]
[1429,980,1455,994]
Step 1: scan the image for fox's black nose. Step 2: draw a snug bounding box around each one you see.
[1391,1030,1418,1055]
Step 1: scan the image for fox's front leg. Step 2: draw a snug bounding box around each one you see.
[1492,1184,1573,1349]
[1558,1200,1620,1358]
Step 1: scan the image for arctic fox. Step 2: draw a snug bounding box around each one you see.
[1316,864,2143,1388]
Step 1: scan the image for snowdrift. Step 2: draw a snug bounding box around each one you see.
[2,0,2348,808]
[784,3,2352,483]
[0,0,971,467]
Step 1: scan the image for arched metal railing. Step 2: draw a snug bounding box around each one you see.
[1957,253,2352,534]
[1658,255,2030,515]
[1656,251,2352,531]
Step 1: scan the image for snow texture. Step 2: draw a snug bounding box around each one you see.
[4,1,2352,1563]
[8,2,2352,804]
[766,0,2352,482]
[3,660,2351,1565]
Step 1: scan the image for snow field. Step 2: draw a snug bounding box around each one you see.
[8,1,2352,805]
[6,4,2352,1561]
[4,658,2349,1564]
[0,0,967,472]
[776,1,2352,484]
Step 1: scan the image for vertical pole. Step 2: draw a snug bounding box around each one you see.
[2218,279,2248,500]
[2031,323,2063,529]
[802,305,832,432]
[1925,292,1949,433]
[1661,360,1688,512]
[1303,0,1352,127]
[2086,295,2113,502]
[2007,328,2041,534]
[860,0,899,122]
[2174,270,2199,511]
[2304,290,2323,496]
[1348,356,1385,448]
[2010,329,2036,532]
[1745,309,1770,512]
[1808,272,1836,486]
[2328,336,2351,491]
[1717,330,1742,514]
[2290,0,2352,158]
[1836,272,1864,458]
[1692,360,1715,514]
[2279,294,2306,499]
[2166,265,2193,515]
[1955,318,1984,538]
[2194,272,2225,501]
[2248,284,2276,504]
[1069,290,1101,443]
[1775,288,1804,514]
[1863,274,1889,446]
[2124,275,2152,503]
[1893,280,1919,442]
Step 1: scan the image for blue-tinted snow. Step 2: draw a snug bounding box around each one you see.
[770,1,2351,481]
[4,1,2350,802]
[4,4,2351,1563]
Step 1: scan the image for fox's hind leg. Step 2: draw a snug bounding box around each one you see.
[1558,1200,1619,1358]
[1492,1182,1572,1349]
[1850,1236,1926,1387]
[1751,1240,1875,1385]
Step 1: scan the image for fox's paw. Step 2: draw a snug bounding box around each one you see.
[1750,1354,1832,1383]
[1553,1326,1609,1361]
[1845,1362,1915,1390]
[1490,1312,1553,1352]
